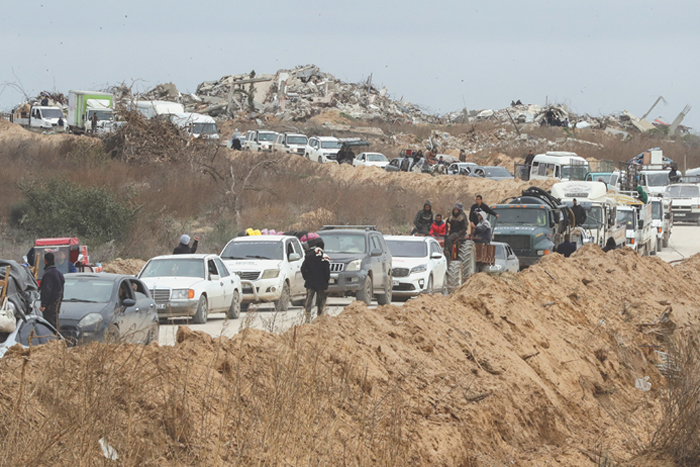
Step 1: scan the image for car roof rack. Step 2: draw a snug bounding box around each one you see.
[319,225,377,231]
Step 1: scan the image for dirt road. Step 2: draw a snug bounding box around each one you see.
[656,224,700,263]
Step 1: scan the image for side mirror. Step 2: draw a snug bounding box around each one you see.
[370,248,383,257]
[430,252,443,259]
[122,298,136,308]
[209,274,220,281]
[289,253,301,261]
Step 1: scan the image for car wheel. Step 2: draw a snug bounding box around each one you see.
[192,296,208,324]
[274,283,290,312]
[318,156,323,164]
[145,325,159,344]
[356,275,373,305]
[377,279,392,305]
[227,290,241,319]
[663,233,669,248]
[424,275,434,294]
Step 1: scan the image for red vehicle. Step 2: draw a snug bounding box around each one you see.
[32,238,102,281]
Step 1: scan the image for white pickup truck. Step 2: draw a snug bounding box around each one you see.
[220,236,307,311]
[665,183,700,225]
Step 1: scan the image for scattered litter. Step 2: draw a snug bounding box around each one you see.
[99,438,118,460]
[635,376,651,392]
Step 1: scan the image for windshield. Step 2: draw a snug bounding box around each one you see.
[651,201,662,219]
[318,233,366,254]
[63,278,114,303]
[645,173,670,187]
[193,123,217,135]
[140,259,205,279]
[589,173,612,183]
[582,206,603,228]
[617,210,635,228]
[494,208,548,226]
[562,164,590,181]
[484,167,511,177]
[87,110,113,121]
[220,241,284,260]
[367,154,388,162]
[666,185,700,198]
[386,240,427,258]
[258,132,275,141]
[41,108,63,119]
[494,244,506,260]
[287,136,307,145]
[321,140,342,149]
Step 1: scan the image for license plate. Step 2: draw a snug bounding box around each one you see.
[392,280,399,287]
[329,278,336,285]
[157,304,166,310]
[676,213,685,216]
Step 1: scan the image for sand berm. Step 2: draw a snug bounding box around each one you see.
[1,246,699,466]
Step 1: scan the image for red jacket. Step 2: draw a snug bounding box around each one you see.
[429,221,447,237]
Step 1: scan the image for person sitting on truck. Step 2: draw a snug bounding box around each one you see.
[429,214,447,237]
[412,201,434,235]
[556,234,577,258]
[445,203,469,259]
[669,165,681,183]
[602,237,617,253]
[636,185,649,204]
[571,198,587,226]
[173,234,199,254]
[471,210,492,244]
[469,195,498,225]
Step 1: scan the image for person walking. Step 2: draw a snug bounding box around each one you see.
[40,252,65,332]
[90,113,98,133]
[173,234,199,254]
[469,195,498,226]
[571,199,587,226]
[556,235,577,257]
[459,149,466,162]
[301,237,331,323]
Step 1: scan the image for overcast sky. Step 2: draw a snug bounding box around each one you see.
[2,0,698,128]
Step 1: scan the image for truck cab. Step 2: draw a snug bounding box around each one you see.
[168,113,219,140]
[614,193,655,255]
[491,187,573,269]
[551,181,626,249]
[650,195,673,250]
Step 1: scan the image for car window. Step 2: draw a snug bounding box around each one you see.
[545,164,555,177]
[291,239,303,259]
[208,259,219,276]
[214,258,230,277]
[129,279,149,299]
[370,236,381,251]
[118,280,134,303]
[430,242,442,255]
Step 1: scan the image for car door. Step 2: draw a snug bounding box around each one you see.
[130,278,156,342]
[369,234,389,292]
[116,279,140,343]
[429,240,447,288]
[286,238,305,298]
[206,258,225,311]
[506,246,519,272]
[214,257,236,308]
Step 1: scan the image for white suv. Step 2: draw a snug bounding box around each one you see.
[220,236,306,311]
[272,133,308,155]
[384,236,447,296]
[243,130,278,151]
[305,136,342,163]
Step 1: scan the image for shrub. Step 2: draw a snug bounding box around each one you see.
[12,179,138,243]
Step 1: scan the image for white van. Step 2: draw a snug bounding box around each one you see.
[168,112,219,140]
[529,152,589,181]
[132,100,185,119]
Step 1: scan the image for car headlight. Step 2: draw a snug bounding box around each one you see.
[172,289,194,299]
[262,269,280,279]
[78,313,103,329]
[410,264,428,274]
[490,264,503,271]
[346,259,362,271]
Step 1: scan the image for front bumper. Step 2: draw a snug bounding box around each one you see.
[156,300,199,319]
[672,210,700,222]
[58,321,109,346]
[326,271,367,296]
[241,278,282,303]
[392,271,430,296]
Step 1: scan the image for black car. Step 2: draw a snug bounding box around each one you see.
[58,273,159,345]
[317,226,392,305]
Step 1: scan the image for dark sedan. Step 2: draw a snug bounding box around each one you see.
[58,273,159,345]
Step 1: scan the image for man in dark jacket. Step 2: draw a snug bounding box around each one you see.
[556,234,577,258]
[445,203,469,260]
[469,195,498,225]
[412,201,434,235]
[40,252,65,331]
[571,199,587,226]
[301,237,331,323]
[524,150,535,167]
[173,234,199,254]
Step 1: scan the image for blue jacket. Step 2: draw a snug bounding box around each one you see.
[40,265,65,307]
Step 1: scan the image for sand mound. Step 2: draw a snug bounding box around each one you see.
[0,246,696,465]
[102,258,146,275]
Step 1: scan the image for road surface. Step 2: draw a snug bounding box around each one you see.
[159,225,700,346]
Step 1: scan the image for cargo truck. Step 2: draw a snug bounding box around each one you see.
[67,90,114,134]
[613,193,655,255]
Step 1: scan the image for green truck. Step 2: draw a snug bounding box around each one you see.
[490,187,574,269]
[67,90,114,134]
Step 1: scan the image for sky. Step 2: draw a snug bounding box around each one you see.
[1,0,698,129]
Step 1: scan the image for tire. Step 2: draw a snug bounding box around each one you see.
[274,283,290,312]
[657,238,662,252]
[145,325,159,344]
[663,233,669,248]
[318,156,323,164]
[227,291,241,319]
[458,241,476,278]
[424,275,434,295]
[356,275,373,305]
[240,303,250,312]
[446,261,463,294]
[377,279,392,305]
[191,296,208,324]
